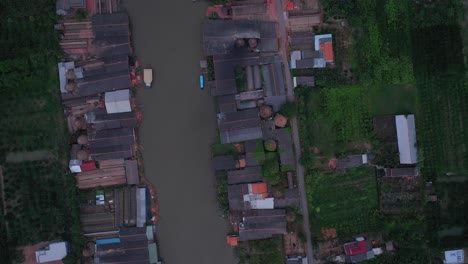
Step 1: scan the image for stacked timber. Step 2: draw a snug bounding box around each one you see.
[75,166,126,189]
[99,159,125,169]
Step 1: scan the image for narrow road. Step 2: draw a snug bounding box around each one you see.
[274,0,315,262]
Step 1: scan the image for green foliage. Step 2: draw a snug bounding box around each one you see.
[211,143,236,156]
[74,9,88,21]
[239,238,284,264]
[235,66,247,92]
[262,156,281,185]
[306,168,378,237]
[215,173,229,215]
[263,139,277,152]
[279,101,297,118]
[206,56,215,81]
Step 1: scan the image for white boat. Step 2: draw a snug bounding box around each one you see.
[143,65,153,88]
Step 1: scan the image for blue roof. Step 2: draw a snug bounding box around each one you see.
[96,238,120,245]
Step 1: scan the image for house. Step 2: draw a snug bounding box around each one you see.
[56,0,86,15]
[213,155,238,171]
[105,89,132,114]
[337,154,369,169]
[94,227,158,264]
[92,14,132,58]
[81,187,139,237]
[217,108,264,144]
[69,159,97,173]
[85,110,137,131]
[238,209,287,241]
[228,182,274,210]
[277,129,295,168]
[274,188,301,208]
[444,249,466,264]
[315,34,334,63]
[227,166,263,185]
[383,167,419,177]
[203,20,278,56]
[395,114,418,164]
[244,140,265,166]
[35,241,68,263]
[58,62,83,94]
[289,31,314,50]
[217,95,238,113]
[88,128,135,160]
[343,238,375,263]
[290,34,333,69]
[286,256,308,264]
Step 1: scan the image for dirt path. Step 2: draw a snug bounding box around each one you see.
[122,1,237,263]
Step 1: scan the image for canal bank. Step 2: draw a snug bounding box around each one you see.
[123,0,238,263]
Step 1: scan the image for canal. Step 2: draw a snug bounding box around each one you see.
[123,0,238,263]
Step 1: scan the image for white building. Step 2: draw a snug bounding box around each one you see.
[35,242,68,263]
[105,89,132,114]
[444,249,465,264]
[395,114,418,164]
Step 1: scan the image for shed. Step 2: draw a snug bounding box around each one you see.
[125,160,139,185]
[136,187,147,228]
[395,114,418,164]
[239,209,287,241]
[105,89,132,114]
[35,242,68,263]
[227,166,263,185]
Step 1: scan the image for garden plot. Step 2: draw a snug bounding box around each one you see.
[378,176,423,215]
[307,167,378,238]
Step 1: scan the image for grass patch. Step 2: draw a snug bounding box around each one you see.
[306,167,378,237]
[238,237,284,264]
[280,164,295,172]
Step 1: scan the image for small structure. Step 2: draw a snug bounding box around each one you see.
[337,154,369,169]
[226,235,239,247]
[315,34,334,63]
[228,182,274,210]
[444,249,466,264]
[286,256,308,264]
[105,89,132,114]
[343,237,375,263]
[35,241,68,263]
[238,209,287,241]
[288,14,322,32]
[383,167,419,177]
[293,76,315,87]
[395,114,418,164]
[136,187,147,227]
[58,62,83,93]
[213,155,237,171]
[56,0,86,16]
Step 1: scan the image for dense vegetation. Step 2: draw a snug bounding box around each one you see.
[297,0,467,262]
[0,0,82,262]
[237,237,284,264]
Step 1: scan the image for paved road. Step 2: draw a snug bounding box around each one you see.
[274,0,315,262]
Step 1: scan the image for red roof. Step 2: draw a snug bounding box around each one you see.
[251,183,268,198]
[320,42,334,62]
[226,236,239,246]
[80,160,97,171]
[344,240,367,256]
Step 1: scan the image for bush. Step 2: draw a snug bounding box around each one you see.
[262,158,281,185]
[280,101,297,118]
[75,9,88,21]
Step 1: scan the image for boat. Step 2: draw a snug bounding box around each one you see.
[199,74,204,90]
[143,65,153,88]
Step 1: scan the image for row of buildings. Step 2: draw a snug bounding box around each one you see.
[34,10,162,264]
[202,17,306,261]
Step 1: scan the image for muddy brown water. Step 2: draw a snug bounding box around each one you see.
[123,1,237,263]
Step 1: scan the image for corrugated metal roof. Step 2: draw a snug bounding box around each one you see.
[395,115,418,164]
[105,89,131,114]
[136,188,146,227]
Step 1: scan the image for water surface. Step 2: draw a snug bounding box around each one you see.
[123,1,237,263]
